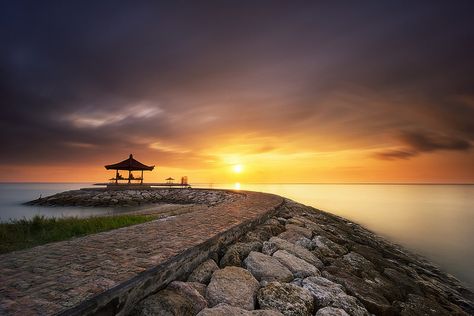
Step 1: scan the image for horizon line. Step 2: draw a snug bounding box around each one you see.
[0,181,473,185]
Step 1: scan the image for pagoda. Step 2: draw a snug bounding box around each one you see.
[105,154,154,185]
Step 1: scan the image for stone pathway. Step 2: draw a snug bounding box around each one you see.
[0,190,283,315]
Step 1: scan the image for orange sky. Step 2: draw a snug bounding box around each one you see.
[1,146,472,184]
[1,3,473,183]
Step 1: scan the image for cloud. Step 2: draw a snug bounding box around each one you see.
[374,130,472,160]
[374,149,418,161]
[0,1,474,174]
[64,102,162,128]
[399,130,471,152]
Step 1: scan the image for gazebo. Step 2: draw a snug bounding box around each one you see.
[105,154,154,184]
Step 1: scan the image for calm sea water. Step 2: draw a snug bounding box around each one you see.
[0,183,473,288]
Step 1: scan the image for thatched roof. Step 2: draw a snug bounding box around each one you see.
[105,154,154,171]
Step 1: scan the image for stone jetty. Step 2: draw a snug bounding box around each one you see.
[1,189,473,315]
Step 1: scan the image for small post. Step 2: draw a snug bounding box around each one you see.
[128,170,131,184]
[141,170,143,184]
[115,170,118,184]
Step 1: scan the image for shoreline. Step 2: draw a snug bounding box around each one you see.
[1,188,473,315]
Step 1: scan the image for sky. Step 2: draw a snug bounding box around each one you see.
[1,1,473,183]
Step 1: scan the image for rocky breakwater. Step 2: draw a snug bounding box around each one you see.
[25,188,240,207]
[131,199,473,316]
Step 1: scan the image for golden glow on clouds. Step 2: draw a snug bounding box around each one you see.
[0,133,472,183]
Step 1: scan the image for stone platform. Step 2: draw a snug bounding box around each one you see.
[0,189,283,315]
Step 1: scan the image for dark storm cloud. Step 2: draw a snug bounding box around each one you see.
[1,1,474,166]
[374,130,472,160]
[400,131,471,152]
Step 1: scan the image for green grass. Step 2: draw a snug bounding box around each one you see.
[0,214,158,254]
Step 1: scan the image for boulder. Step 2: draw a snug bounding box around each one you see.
[206,266,259,310]
[383,267,422,296]
[322,270,393,315]
[312,235,347,257]
[302,277,369,316]
[394,294,452,316]
[197,303,284,316]
[265,218,283,227]
[315,307,350,316]
[286,218,305,226]
[244,251,293,282]
[188,282,207,297]
[188,259,219,284]
[220,242,263,268]
[257,282,314,316]
[243,224,284,243]
[131,288,195,316]
[332,252,377,278]
[285,224,313,238]
[272,250,320,278]
[278,230,309,244]
[196,303,249,316]
[263,237,323,268]
[167,281,207,312]
[295,237,315,250]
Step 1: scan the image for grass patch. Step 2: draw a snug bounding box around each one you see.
[0,214,158,254]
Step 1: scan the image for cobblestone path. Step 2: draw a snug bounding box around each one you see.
[0,190,283,315]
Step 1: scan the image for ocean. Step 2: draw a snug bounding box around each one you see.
[0,182,473,288]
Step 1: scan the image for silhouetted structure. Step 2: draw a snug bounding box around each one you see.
[105,154,155,184]
[165,177,174,184]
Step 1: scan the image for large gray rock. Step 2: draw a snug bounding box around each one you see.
[262,237,323,268]
[244,251,293,282]
[335,252,377,278]
[315,307,350,316]
[206,266,260,310]
[273,250,320,278]
[285,224,313,238]
[312,235,347,257]
[131,288,195,316]
[220,242,263,268]
[197,303,284,316]
[188,259,220,284]
[257,282,315,316]
[295,237,315,250]
[302,277,369,316]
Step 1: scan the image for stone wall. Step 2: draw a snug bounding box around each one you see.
[25,188,241,207]
[130,199,474,316]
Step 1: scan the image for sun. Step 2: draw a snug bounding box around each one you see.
[232,164,243,173]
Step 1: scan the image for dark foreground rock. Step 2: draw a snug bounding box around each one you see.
[130,197,473,316]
